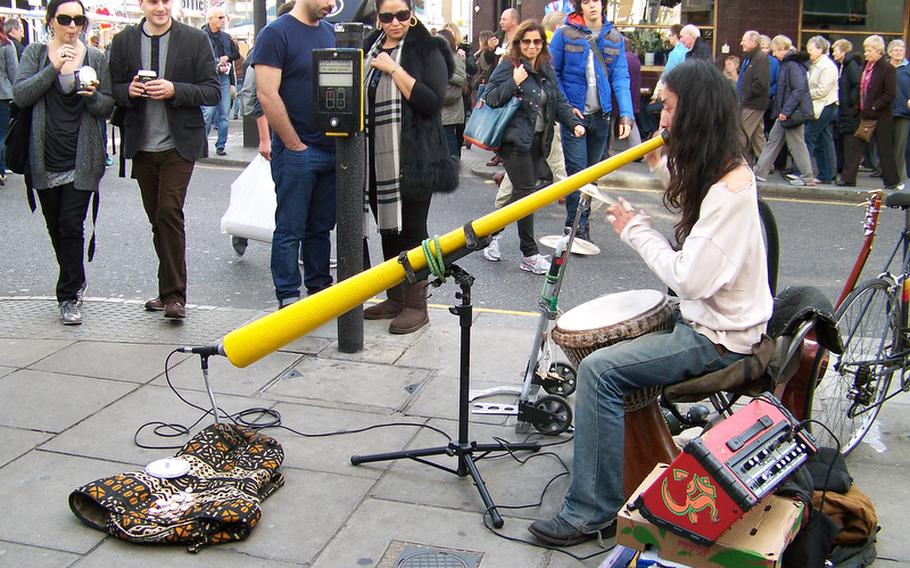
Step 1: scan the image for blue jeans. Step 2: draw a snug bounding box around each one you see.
[558,314,742,532]
[804,103,837,181]
[444,125,461,158]
[561,112,611,231]
[0,99,10,173]
[270,144,336,300]
[203,73,231,150]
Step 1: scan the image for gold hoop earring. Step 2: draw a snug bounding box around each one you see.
[409,16,417,27]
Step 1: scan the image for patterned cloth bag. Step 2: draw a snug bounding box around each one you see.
[69,424,284,552]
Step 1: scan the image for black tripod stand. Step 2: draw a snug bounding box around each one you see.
[351,249,541,528]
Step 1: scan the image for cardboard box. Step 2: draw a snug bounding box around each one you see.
[617,464,804,568]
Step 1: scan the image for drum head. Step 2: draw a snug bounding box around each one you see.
[557,290,667,331]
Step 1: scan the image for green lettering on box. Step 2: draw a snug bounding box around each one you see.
[708,549,768,567]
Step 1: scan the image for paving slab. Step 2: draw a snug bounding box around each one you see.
[404,374,520,426]
[0,451,127,553]
[151,350,303,397]
[311,498,551,568]
[317,317,429,365]
[41,384,275,467]
[0,425,53,468]
[0,541,81,568]
[0,365,14,379]
[546,548,607,568]
[268,400,424,479]
[371,419,573,522]
[219,467,374,564]
[73,539,302,568]
[396,315,538,383]
[29,341,192,384]
[0,338,74,368]
[843,462,907,563]
[261,356,432,412]
[0,369,137,432]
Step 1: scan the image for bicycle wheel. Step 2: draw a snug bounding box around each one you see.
[808,278,895,455]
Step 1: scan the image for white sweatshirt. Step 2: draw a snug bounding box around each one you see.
[620,158,773,354]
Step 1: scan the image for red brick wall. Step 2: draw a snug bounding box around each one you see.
[715,0,801,58]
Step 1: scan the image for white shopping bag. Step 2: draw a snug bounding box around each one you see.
[220,155,277,243]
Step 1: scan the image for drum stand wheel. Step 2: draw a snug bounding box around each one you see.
[351,259,541,529]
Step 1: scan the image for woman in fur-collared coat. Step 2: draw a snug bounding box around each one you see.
[361,0,458,335]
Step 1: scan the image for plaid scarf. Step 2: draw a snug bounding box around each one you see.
[364,34,403,234]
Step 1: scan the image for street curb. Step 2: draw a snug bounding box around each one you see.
[468,162,874,204]
[199,156,250,168]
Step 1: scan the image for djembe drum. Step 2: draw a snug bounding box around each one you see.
[551,289,681,497]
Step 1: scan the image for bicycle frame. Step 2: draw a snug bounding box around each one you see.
[835,191,883,309]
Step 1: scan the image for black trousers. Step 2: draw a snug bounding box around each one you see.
[37,183,92,303]
[842,113,899,186]
[500,133,546,257]
[368,196,432,263]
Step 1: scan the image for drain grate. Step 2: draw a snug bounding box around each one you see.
[378,541,482,568]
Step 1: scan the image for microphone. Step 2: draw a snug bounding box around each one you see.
[178,345,224,356]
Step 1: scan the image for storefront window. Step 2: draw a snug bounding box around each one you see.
[604,0,715,67]
[801,0,905,56]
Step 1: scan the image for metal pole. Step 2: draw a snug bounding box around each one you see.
[335,22,365,353]
[244,0,268,148]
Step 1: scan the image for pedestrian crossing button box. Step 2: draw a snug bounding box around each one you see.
[313,48,363,136]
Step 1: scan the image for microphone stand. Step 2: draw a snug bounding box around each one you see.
[350,226,542,528]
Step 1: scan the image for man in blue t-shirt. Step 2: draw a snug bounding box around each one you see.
[252,0,336,308]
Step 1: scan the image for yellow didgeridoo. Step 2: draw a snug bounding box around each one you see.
[222,133,666,368]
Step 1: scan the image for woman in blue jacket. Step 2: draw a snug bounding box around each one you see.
[483,19,583,274]
[549,0,632,241]
[888,40,909,185]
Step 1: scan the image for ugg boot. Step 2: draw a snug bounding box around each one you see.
[364,283,404,320]
[389,282,429,334]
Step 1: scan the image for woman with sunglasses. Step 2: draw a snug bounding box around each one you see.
[13,0,113,325]
[361,0,458,334]
[482,19,583,275]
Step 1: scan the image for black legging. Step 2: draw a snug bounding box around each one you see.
[500,133,546,257]
[368,196,432,262]
[37,183,92,302]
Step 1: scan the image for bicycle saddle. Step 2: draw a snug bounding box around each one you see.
[885,192,910,209]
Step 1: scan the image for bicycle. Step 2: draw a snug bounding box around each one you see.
[806,190,910,455]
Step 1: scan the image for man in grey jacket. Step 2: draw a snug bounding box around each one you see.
[737,30,770,165]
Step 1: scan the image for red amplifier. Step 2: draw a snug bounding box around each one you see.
[633,396,816,546]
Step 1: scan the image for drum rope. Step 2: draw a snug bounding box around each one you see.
[421,235,447,282]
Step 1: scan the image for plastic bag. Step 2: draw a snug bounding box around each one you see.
[220,155,276,243]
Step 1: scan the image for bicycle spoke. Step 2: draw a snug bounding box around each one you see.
[810,279,894,455]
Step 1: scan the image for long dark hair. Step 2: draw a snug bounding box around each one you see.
[0,18,8,46]
[662,60,742,243]
[508,19,550,71]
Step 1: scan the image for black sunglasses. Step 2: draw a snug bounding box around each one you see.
[56,14,87,27]
[378,9,411,24]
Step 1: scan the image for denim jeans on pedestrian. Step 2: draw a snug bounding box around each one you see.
[558,314,742,532]
[804,103,838,181]
[561,112,611,232]
[203,73,231,151]
[270,144,336,301]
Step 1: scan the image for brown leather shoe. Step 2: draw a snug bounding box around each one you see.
[164,302,186,319]
[389,282,429,334]
[364,283,404,320]
[144,297,166,311]
[493,171,505,186]
[486,155,502,167]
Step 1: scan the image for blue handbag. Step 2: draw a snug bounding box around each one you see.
[463,95,520,151]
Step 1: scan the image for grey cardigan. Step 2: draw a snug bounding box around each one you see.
[13,42,114,191]
[0,42,17,100]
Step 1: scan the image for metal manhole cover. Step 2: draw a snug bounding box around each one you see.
[397,551,469,568]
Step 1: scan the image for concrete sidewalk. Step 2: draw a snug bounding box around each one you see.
[0,294,908,567]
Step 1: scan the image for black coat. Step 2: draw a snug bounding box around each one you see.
[836,53,862,133]
[685,37,712,62]
[484,57,579,158]
[858,58,896,120]
[109,20,221,162]
[739,46,770,111]
[773,50,812,121]
[363,20,459,199]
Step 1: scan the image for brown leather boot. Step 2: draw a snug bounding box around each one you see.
[389,282,429,334]
[364,283,404,320]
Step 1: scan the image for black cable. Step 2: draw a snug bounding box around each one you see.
[134,349,454,450]
[797,418,843,515]
[475,437,614,561]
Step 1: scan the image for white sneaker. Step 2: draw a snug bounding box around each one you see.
[520,254,551,275]
[483,235,501,262]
